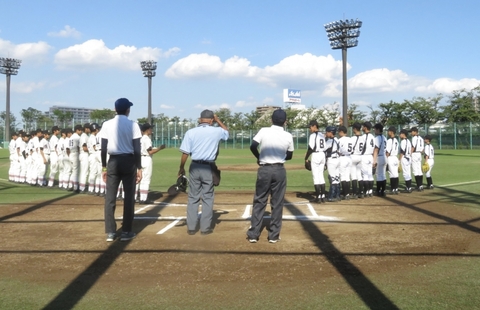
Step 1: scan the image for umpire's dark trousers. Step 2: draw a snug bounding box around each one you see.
[104,154,137,234]
[247,164,286,241]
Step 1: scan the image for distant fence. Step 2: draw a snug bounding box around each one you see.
[1,121,479,150]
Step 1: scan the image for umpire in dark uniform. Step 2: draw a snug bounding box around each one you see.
[101,98,142,242]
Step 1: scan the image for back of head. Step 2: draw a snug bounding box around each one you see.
[272,109,287,126]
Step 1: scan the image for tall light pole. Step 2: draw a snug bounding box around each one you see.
[0,57,21,147]
[140,60,157,124]
[325,19,362,127]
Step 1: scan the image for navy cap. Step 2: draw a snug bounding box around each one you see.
[326,126,337,133]
[90,123,100,131]
[272,109,287,123]
[115,98,133,111]
[200,109,214,119]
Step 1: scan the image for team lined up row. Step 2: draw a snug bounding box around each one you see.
[7,123,163,203]
[304,121,435,202]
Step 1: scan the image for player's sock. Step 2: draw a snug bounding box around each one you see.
[426,177,432,187]
[351,180,357,196]
[406,179,412,190]
[314,184,321,201]
[320,184,326,201]
[358,180,364,196]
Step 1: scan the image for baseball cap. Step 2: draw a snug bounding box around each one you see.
[400,129,408,135]
[409,126,418,132]
[362,122,372,130]
[200,109,214,119]
[326,126,336,132]
[141,123,153,131]
[308,120,319,127]
[387,126,397,133]
[90,123,100,131]
[272,109,287,123]
[115,98,133,111]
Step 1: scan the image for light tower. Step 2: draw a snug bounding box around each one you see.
[140,60,157,124]
[325,19,362,127]
[0,57,22,146]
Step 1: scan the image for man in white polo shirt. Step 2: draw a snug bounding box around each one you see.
[100,98,142,242]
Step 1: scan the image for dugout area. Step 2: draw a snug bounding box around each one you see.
[0,186,480,309]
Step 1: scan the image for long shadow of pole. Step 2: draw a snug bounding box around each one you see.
[42,194,176,310]
[284,200,400,310]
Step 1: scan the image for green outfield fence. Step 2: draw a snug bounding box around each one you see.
[1,120,479,150]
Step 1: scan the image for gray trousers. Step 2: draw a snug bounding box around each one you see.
[104,154,137,234]
[247,165,286,240]
[187,162,215,232]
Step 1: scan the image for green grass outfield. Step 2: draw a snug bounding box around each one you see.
[0,148,479,206]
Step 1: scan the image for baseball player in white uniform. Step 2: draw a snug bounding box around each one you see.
[27,130,40,186]
[304,120,327,203]
[423,135,435,189]
[78,123,91,193]
[8,132,18,182]
[337,126,352,200]
[17,133,29,183]
[325,126,341,202]
[47,126,61,188]
[350,122,363,199]
[14,132,25,183]
[87,123,99,194]
[137,123,165,203]
[94,125,106,196]
[360,122,375,198]
[410,127,425,191]
[373,123,387,196]
[62,129,73,189]
[37,131,51,187]
[399,129,413,192]
[67,125,82,191]
[386,126,400,194]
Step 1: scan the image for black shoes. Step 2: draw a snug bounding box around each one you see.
[201,229,213,235]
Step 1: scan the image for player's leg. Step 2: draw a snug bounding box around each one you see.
[139,157,152,202]
[268,166,286,241]
[248,166,271,240]
[426,158,434,189]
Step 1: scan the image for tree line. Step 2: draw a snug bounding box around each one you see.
[1,85,479,136]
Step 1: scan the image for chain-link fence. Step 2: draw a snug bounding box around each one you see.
[1,121,479,150]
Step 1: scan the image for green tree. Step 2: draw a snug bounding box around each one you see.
[213,108,234,127]
[442,86,480,123]
[244,110,261,129]
[378,100,411,126]
[90,109,116,122]
[346,104,367,126]
[405,95,443,125]
[52,109,74,127]
[0,111,17,134]
[21,107,43,132]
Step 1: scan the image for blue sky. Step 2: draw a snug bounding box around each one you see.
[1,0,480,123]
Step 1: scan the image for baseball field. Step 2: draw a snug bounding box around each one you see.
[0,147,479,310]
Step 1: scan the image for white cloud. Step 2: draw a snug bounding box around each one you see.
[160,104,174,109]
[194,103,231,111]
[415,78,480,94]
[0,38,52,63]
[349,68,411,92]
[165,53,342,87]
[9,82,46,93]
[54,39,180,70]
[48,25,81,39]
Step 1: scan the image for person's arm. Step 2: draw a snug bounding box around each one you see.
[133,137,143,183]
[214,114,228,131]
[178,152,189,176]
[149,144,166,155]
[286,151,293,161]
[250,140,260,160]
[304,146,313,161]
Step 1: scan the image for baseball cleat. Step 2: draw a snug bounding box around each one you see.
[248,238,258,243]
[429,185,434,189]
[120,232,136,241]
[106,233,116,242]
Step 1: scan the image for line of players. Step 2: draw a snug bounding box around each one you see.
[7,123,162,203]
[305,121,435,203]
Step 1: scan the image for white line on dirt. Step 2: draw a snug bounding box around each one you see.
[242,205,252,218]
[307,203,319,217]
[157,218,183,235]
[437,180,480,188]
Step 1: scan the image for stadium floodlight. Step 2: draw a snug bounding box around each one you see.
[140,60,157,124]
[324,19,362,127]
[0,57,22,147]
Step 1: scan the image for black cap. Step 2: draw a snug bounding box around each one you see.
[272,109,287,123]
[200,109,214,119]
[387,126,396,133]
[362,122,372,130]
[308,120,319,127]
[326,126,337,133]
[400,129,408,136]
[90,123,100,131]
[409,126,418,132]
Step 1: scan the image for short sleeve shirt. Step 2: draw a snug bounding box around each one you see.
[374,135,387,156]
[424,144,434,159]
[179,124,229,161]
[412,135,424,153]
[362,133,375,156]
[386,137,399,157]
[338,136,352,156]
[99,115,142,155]
[253,125,294,164]
[49,135,59,155]
[308,132,326,152]
[141,135,153,156]
[400,139,412,158]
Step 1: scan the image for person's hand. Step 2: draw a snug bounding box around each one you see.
[214,114,220,123]
[136,169,143,184]
[178,167,185,177]
[159,144,166,150]
[102,171,107,183]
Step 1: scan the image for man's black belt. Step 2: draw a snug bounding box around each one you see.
[260,163,283,166]
[192,160,214,165]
